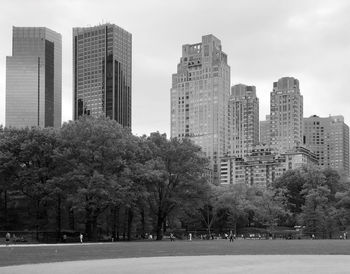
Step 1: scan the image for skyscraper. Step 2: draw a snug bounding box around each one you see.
[270,77,303,153]
[260,115,270,145]
[73,23,132,128]
[304,115,349,176]
[170,35,230,180]
[228,84,259,158]
[6,27,62,128]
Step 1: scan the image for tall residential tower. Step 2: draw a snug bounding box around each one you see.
[73,23,132,128]
[170,35,230,180]
[304,115,349,176]
[270,77,303,153]
[228,84,259,158]
[6,27,62,128]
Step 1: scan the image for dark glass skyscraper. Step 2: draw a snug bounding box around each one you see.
[6,27,62,128]
[73,23,132,128]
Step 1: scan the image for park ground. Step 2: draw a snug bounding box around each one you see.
[1,239,350,273]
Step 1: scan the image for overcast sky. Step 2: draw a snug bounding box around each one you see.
[1,0,349,136]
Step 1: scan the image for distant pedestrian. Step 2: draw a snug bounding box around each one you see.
[170,233,175,242]
[63,234,67,243]
[189,233,192,241]
[311,234,315,240]
[344,232,347,240]
[229,230,234,242]
[79,233,83,243]
[5,232,10,246]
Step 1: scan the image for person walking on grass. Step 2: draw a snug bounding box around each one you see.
[5,232,10,246]
[229,230,234,242]
[170,233,175,242]
[79,233,83,243]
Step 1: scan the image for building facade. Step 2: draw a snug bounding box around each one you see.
[6,27,62,128]
[220,145,317,186]
[73,23,132,128]
[170,35,230,180]
[260,115,270,145]
[270,77,303,153]
[228,84,259,158]
[304,115,349,176]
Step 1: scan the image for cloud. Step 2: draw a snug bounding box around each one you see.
[1,0,350,134]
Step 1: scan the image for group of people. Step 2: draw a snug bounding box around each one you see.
[4,232,25,246]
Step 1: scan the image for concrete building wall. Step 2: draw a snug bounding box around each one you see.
[171,35,230,181]
[228,84,259,158]
[304,115,350,176]
[270,77,303,153]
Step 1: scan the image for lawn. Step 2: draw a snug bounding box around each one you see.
[1,239,350,267]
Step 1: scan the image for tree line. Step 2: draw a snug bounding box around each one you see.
[0,116,350,242]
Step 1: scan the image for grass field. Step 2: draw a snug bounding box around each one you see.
[1,239,350,267]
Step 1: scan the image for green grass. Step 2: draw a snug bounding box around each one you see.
[1,239,350,267]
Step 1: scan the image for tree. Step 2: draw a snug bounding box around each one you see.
[144,133,209,240]
[0,127,62,239]
[57,116,137,241]
[252,188,289,234]
[273,169,306,215]
[214,184,250,234]
[300,186,333,238]
[0,128,29,230]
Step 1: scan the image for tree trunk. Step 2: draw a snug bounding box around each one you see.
[116,206,120,241]
[68,207,75,230]
[85,208,92,240]
[4,190,8,230]
[140,207,145,238]
[163,218,167,234]
[123,207,127,240]
[91,214,98,241]
[56,195,62,242]
[156,210,164,240]
[112,206,117,240]
[36,200,40,241]
[127,208,133,241]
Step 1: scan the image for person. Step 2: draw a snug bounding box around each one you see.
[170,233,175,242]
[79,233,83,243]
[311,234,315,240]
[5,232,10,246]
[63,234,67,243]
[344,232,347,240]
[229,230,234,242]
[189,233,192,241]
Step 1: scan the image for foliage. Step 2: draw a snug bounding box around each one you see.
[1,118,349,241]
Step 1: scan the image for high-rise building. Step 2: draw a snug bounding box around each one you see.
[304,115,349,176]
[228,84,259,158]
[270,77,303,153]
[170,35,230,180]
[73,23,132,128]
[260,115,270,145]
[6,27,62,128]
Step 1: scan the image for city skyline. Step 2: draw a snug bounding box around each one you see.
[1,0,350,136]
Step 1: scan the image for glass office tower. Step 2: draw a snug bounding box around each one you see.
[73,23,132,128]
[6,27,62,128]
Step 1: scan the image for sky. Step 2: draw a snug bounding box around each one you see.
[0,0,350,136]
